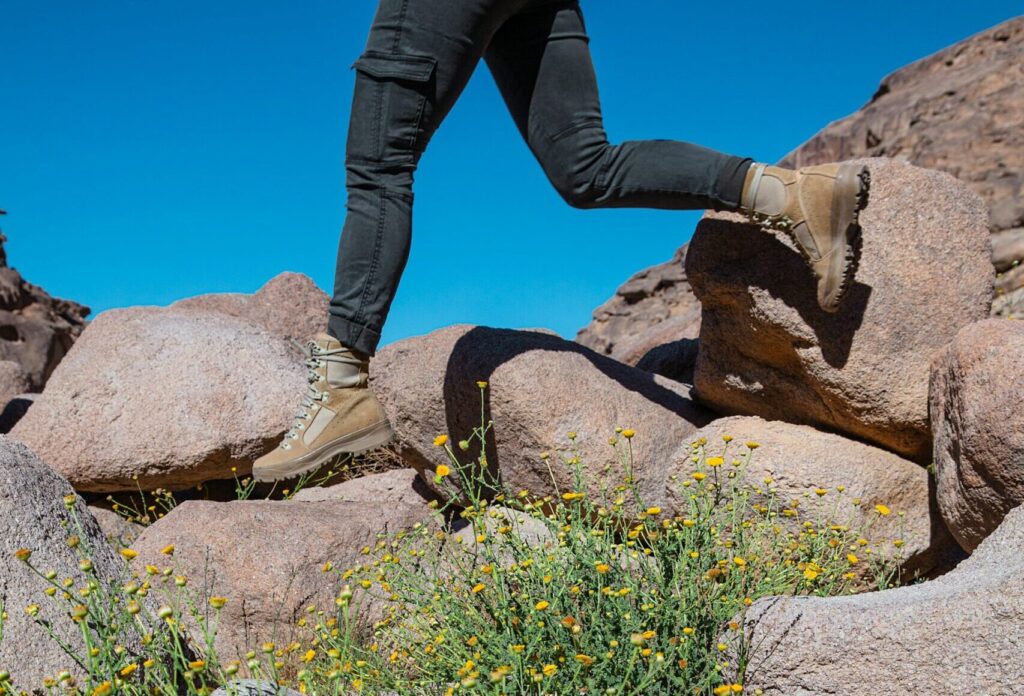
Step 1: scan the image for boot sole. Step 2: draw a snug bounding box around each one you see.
[252,420,396,483]
[822,164,870,312]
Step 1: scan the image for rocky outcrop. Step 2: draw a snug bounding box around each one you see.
[686,159,993,461]
[371,324,713,507]
[665,417,958,578]
[0,224,89,392]
[575,244,701,366]
[131,497,434,663]
[930,318,1024,551]
[292,467,436,506]
[734,502,1024,695]
[781,17,1024,310]
[0,361,29,406]
[11,307,307,492]
[171,272,328,344]
[0,437,126,689]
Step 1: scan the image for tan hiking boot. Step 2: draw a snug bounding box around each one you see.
[252,333,394,482]
[741,162,870,312]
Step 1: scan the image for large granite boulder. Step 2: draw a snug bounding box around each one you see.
[371,324,713,506]
[291,467,436,505]
[575,244,701,366]
[0,437,126,689]
[930,318,1024,551]
[781,17,1024,308]
[0,226,89,391]
[664,417,958,578]
[686,158,993,461]
[131,497,434,662]
[171,272,328,344]
[733,502,1024,695]
[11,307,307,492]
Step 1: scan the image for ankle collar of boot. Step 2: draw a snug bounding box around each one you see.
[740,163,767,214]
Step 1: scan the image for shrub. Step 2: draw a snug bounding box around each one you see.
[2,388,902,695]
[302,395,902,695]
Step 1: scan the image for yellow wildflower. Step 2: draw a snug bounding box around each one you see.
[435,464,451,478]
[433,434,448,447]
[875,504,891,516]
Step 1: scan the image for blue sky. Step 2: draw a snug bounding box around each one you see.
[2,1,1018,349]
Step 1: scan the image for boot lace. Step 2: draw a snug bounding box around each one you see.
[280,340,363,450]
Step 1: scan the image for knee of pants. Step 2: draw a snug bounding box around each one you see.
[537,126,613,210]
[345,158,415,197]
[346,50,439,165]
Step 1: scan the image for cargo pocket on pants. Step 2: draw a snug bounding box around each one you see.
[346,51,438,162]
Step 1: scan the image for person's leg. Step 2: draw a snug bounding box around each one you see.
[484,1,752,212]
[485,1,868,312]
[330,0,523,356]
[257,0,528,481]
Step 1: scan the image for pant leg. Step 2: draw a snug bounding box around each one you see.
[484,1,751,211]
[330,0,522,355]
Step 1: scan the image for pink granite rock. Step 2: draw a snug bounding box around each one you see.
[172,272,328,343]
[686,158,993,461]
[930,318,1024,551]
[12,307,306,491]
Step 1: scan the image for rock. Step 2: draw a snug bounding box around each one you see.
[992,228,1024,273]
[171,272,328,343]
[666,417,957,577]
[995,261,1024,297]
[0,360,29,405]
[0,393,34,434]
[0,437,126,689]
[11,307,307,492]
[210,681,302,696]
[292,468,436,506]
[733,502,1024,695]
[782,17,1024,300]
[576,244,702,365]
[634,338,699,385]
[0,225,89,391]
[930,318,1024,551]
[88,504,145,547]
[131,498,433,663]
[992,286,1024,318]
[371,324,713,507]
[452,505,554,550]
[686,158,993,461]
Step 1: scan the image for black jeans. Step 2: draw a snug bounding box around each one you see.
[330,0,751,355]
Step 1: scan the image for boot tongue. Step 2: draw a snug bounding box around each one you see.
[314,332,344,350]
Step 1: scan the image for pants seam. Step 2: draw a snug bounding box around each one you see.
[353,190,388,329]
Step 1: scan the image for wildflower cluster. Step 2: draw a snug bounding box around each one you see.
[0,385,904,694]
[297,386,903,694]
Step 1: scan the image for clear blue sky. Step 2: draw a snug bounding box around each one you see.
[2,2,1018,349]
